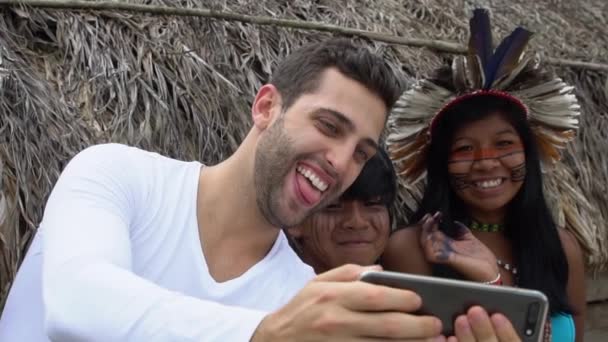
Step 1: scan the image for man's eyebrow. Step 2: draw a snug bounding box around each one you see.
[314,108,379,151]
[314,108,354,130]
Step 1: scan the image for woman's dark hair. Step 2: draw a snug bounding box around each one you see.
[343,147,398,225]
[410,94,571,315]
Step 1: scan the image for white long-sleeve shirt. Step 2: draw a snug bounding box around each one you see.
[0,143,315,341]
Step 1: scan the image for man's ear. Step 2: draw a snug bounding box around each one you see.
[251,84,281,130]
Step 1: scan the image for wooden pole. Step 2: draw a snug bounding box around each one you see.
[1,0,607,71]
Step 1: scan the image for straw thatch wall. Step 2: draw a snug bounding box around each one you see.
[1,0,607,313]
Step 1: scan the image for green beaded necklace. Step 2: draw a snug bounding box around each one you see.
[469,220,505,232]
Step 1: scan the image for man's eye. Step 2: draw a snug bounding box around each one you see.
[354,148,369,163]
[318,119,338,135]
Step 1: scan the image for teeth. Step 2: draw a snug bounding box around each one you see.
[475,178,503,189]
[297,166,329,192]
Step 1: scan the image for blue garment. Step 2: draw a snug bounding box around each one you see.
[551,314,575,342]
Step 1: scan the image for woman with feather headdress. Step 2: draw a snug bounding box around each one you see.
[382,8,586,342]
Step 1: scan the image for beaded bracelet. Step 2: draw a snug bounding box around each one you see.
[497,259,518,275]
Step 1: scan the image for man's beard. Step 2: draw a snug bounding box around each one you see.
[253,117,302,228]
[254,118,344,228]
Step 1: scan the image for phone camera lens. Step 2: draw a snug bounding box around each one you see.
[524,302,540,337]
[527,302,539,323]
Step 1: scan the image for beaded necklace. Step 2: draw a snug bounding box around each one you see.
[469,220,505,232]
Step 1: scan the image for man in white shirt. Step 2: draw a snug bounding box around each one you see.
[0,38,520,341]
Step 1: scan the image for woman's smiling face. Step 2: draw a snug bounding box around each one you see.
[447,112,526,221]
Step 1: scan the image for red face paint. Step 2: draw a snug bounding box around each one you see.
[449,143,523,162]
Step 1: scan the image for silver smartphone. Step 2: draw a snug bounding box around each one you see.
[359,270,548,341]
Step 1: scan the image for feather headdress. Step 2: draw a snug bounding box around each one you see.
[387,8,580,183]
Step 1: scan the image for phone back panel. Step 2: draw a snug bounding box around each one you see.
[360,271,548,341]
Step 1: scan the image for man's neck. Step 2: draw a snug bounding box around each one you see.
[196,155,279,282]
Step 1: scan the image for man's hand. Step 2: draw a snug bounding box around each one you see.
[419,213,499,283]
[251,264,443,341]
[448,306,522,342]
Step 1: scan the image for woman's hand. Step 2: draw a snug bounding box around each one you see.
[419,212,500,283]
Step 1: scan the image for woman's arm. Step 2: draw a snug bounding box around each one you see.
[381,225,433,275]
[558,229,586,342]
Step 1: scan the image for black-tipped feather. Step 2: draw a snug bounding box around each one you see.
[468,8,493,73]
[484,27,533,89]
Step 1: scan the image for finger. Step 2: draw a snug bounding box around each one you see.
[419,214,433,243]
[454,314,475,342]
[428,212,443,233]
[418,213,431,225]
[325,337,444,342]
[315,264,382,282]
[421,215,439,240]
[446,336,459,342]
[454,221,473,240]
[491,314,521,342]
[344,311,442,339]
[431,211,443,223]
[333,337,446,342]
[336,281,423,313]
[467,306,498,342]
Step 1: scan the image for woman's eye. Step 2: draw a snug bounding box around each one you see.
[453,145,473,153]
[496,140,514,147]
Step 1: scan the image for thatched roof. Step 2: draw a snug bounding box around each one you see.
[1,0,607,309]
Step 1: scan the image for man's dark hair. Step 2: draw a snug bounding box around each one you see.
[270,38,402,112]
